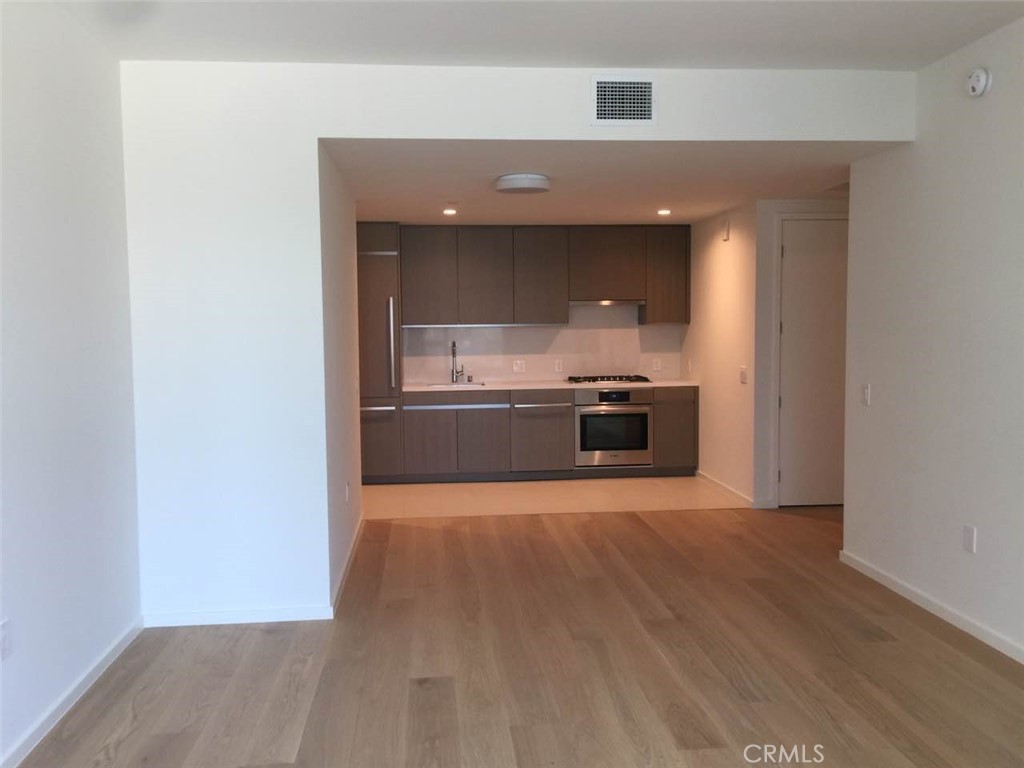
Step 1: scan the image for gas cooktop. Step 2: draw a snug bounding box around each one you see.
[567,375,652,384]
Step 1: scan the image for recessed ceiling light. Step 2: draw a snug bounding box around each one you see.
[442,208,457,216]
[495,173,551,194]
[657,209,672,216]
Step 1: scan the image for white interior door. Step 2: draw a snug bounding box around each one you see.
[779,218,848,506]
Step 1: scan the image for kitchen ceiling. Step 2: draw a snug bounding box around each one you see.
[323,139,893,225]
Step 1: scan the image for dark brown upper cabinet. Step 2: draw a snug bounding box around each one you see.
[640,226,691,325]
[569,226,646,302]
[357,223,401,399]
[400,226,458,325]
[458,227,514,324]
[514,227,569,324]
[356,220,399,254]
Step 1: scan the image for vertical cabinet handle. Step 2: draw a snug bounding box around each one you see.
[388,296,397,390]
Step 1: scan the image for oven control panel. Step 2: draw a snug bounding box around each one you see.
[574,388,654,405]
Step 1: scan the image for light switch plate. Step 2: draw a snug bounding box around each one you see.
[739,366,748,384]
[513,360,526,373]
[962,525,977,554]
[1,619,10,660]
[861,384,872,406]
[652,358,662,372]
[554,359,563,373]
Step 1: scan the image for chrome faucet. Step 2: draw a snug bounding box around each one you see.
[450,340,465,383]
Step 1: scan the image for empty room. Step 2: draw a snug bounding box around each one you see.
[3,2,1023,767]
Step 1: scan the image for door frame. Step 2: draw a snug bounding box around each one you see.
[759,209,849,508]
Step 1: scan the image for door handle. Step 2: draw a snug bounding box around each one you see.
[360,406,397,412]
[387,296,397,390]
[512,403,572,409]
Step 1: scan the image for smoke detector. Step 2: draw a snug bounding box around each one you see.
[966,67,992,97]
[495,173,551,194]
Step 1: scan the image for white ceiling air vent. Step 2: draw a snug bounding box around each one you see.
[592,77,655,125]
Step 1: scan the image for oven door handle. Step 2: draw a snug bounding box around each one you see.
[576,405,653,416]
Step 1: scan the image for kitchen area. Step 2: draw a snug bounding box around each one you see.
[357,221,699,484]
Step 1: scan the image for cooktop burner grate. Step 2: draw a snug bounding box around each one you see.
[567,375,652,384]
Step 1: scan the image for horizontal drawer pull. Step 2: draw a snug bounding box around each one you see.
[360,406,397,412]
[403,404,510,411]
[512,403,572,409]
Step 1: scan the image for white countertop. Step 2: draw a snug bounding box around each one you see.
[403,379,699,393]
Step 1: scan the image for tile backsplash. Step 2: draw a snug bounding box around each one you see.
[403,305,685,383]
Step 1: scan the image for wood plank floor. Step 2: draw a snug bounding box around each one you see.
[22,507,1024,768]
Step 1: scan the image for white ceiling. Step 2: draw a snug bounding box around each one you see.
[69,1,1021,224]
[93,1,1024,71]
[324,139,891,224]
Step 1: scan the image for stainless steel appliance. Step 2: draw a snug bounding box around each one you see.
[574,388,653,467]
[567,374,651,384]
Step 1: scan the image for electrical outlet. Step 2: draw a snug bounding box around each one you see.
[513,360,526,374]
[861,384,872,406]
[739,366,748,384]
[554,359,563,373]
[962,525,977,554]
[345,481,350,503]
[652,358,662,372]
[1,619,11,660]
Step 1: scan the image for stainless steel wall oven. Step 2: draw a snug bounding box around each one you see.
[574,389,653,467]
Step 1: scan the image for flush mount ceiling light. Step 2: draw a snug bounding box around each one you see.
[442,207,458,216]
[495,173,551,194]
[657,209,672,216]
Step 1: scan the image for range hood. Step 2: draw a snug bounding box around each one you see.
[570,299,646,307]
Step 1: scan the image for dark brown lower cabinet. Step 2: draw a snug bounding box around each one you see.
[653,387,699,468]
[458,408,511,473]
[360,399,403,476]
[402,390,511,476]
[402,408,458,475]
[510,390,574,471]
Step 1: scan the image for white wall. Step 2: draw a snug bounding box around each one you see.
[122,86,334,628]
[844,18,1024,661]
[404,305,685,384]
[685,204,759,500]
[686,198,850,504]
[1,5,141,765]
[318,147,364,604]
[119,60,916,630]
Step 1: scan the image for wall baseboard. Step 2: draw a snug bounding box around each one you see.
[143,604,333,628]
[839,550,1024,664]
[332,516,365,613]
[2,619,143,768]
[696,470,753,505]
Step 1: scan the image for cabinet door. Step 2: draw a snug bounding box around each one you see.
[514,227,569,324]
[357,221,399,254]
[357,249,401,399]
[401,226,458,325]
[569,226,646,301]
[653,387,699,468]
[402,407,458,474]
[641,226,690,324]
[458,407,511,473]
[458,227,514,324]
[360,398,403,476]
[510,390,574,471]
